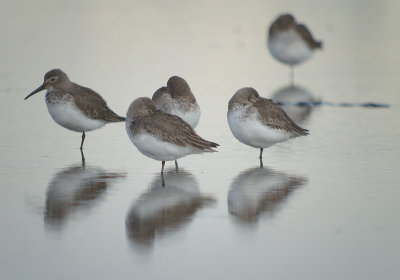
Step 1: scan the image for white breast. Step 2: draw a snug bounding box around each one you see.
[153,95,201,129]
[46,97,105,132]
[171,105,201,128]
[227,108,291,149]
[268,30,313,65]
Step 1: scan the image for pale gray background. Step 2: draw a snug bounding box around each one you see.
[0,0,399,279]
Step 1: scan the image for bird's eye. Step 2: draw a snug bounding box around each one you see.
[50,78,56,82]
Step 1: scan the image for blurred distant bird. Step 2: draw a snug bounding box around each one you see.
[126,97,218,184]
[267,14,322,84]
[25,69,125,150]
[227,87,308,166]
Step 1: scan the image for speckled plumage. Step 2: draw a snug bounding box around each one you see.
[25,69,125,149]
[126,97,218,175]
[227,87,308,162]
[152,76,200,128]
[228,87,308,136]
[37,69,125,122]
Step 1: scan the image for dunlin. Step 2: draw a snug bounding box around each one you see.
[267,14,322,83]
[152,76,201,169]
[25,69,125,149]
[227,87,308,165]
[152,76,201,128]
[126,97,218,183]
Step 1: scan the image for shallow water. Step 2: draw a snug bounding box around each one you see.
[1,0,400,279]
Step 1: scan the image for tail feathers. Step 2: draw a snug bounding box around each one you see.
[186,132,219,152]
[289,118,309,136]
[210,141,219,148]
[314,40,323,49]
[293,124,309,136]
[104,109,126,122]
[202,142,219,152]
[299,128,309,136]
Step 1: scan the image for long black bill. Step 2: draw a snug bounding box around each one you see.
[24,84,45,100]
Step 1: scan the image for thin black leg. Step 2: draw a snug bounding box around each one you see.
[175,160,178,172]
[80,132,86,150]
[161,161,166,187]
[259,148,263,168]
[161,161,165,175]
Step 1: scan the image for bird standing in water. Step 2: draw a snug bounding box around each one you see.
[126,97,218,185]
[267,14,322,85]
[25,69,125,151]
[227,87,309,167]
[152,76,201,170]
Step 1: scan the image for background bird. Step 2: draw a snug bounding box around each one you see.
[267,13,322,84]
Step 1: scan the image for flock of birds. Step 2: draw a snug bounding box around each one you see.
[24,14,322,184]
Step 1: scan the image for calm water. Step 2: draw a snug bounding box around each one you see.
[1,0,400,279]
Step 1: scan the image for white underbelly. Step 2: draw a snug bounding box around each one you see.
[171,106,201,129]
[46,102,105,132]
[268,31,313,65]
[126,126,202,161]
[227,110,290,148]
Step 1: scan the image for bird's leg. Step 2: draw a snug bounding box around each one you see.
[175,160,178,172]
[161,161,165,175]
[259,148,263,159]
[80,132,86,150]
[259,148,264,168]
[161,161,166,187]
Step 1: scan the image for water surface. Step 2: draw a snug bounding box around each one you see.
[1,1,400,279]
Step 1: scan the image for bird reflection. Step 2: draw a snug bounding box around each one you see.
[228,166,307,225]
[44,163,125,230]
[80,149,85,167]
[271,84,316,125]
[126,169,215,250]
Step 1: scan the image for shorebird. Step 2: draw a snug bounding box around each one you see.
[126,97,218,185]
[152,76,201,128]
[152,76,201,169]
[227,87,308,166]
[25,69,125,150]
[267,13,322,84]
